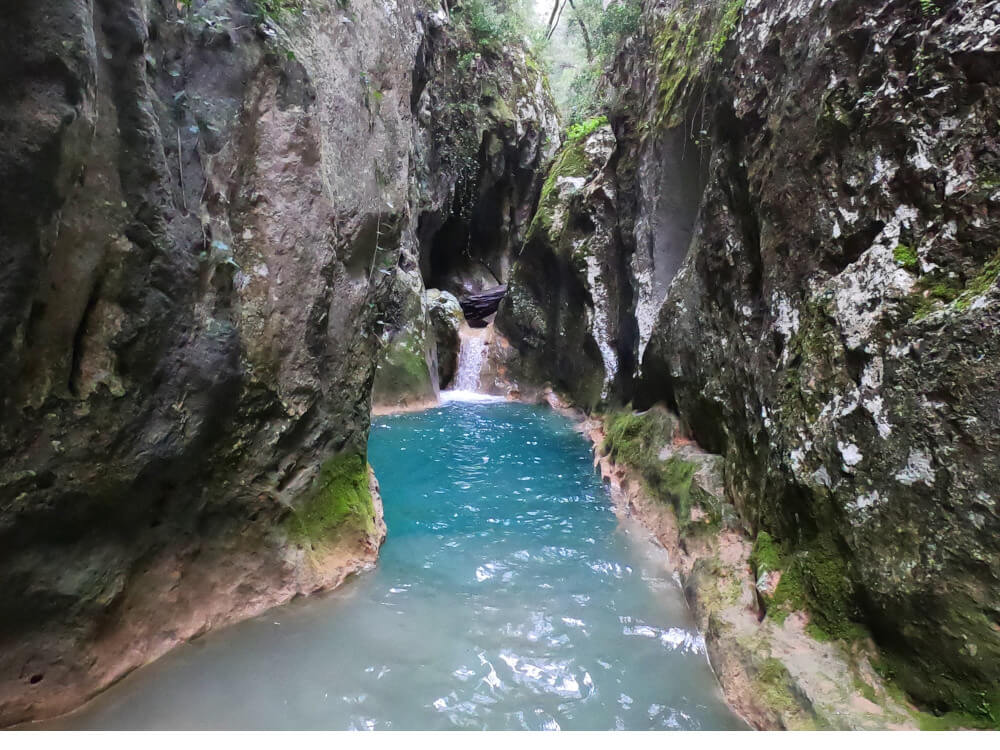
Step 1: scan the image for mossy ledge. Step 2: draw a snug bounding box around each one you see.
[601,409,720,529]
[285,452,376,550]
[528,139,591,238]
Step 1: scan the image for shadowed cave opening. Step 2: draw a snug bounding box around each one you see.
[418,132,538,305]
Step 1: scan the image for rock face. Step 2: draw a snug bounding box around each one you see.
[373,269,439,409]
[633,0,1000,719]
[413,34,560,300]
[459,284,507,325]
[0,0,553,725]
[500,0,1000,722]
[496,124,634,411]
[426,289,463,388]
[592,408,917,729]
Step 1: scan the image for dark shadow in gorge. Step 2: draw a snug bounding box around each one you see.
[418,130,541,299]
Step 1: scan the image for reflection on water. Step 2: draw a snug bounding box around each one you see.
[40,402,745,730]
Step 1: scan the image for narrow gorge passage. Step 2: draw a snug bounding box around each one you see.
[36,401,744,730]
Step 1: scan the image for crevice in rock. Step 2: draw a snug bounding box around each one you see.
[67,281,102,398]
[828,219,885,274]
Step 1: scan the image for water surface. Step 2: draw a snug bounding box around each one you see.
[42,400,744,730]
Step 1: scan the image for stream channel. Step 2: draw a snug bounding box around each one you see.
[43,397,745,730]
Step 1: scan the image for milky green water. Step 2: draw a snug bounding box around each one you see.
[40,399,745,730]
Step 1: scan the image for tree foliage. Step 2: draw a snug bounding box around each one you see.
[540,0,642,124]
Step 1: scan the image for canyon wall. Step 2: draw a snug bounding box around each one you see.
[500,0,999,722]
[372,8,558,406]
[0,0,554,725]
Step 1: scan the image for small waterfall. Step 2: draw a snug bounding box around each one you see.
[451,328,489,393]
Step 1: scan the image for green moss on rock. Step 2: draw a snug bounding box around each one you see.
[529,140,590,238]
[911,249,1000,319]
[373,328,434,403]
[755,657,799,714]
[708,0,745,57]
[286,452,375,547]
[750,530,781,574]
[603,410,667,467]
[893,243,918,272]
[872,649,1000,729]
[653,0,744,129]
[753,530,862,640]
[793,535,856,638]
[653,9,707,129]
[959,250,1000,305]
[566,115,608,142]
[602,410,709,524]
[917,707,999,731]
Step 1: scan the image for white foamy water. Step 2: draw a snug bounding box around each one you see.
[440,390,505,404]
[451,327,489,392]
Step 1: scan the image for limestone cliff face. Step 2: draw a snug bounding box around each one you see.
[501,0,1000,719]
[0,0,550,725]
[635,0,1000,717]
[495,124,632,410]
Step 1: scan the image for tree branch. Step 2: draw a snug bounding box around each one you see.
[567,0,593,62]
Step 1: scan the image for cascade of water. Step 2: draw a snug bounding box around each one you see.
[451,328,489,392]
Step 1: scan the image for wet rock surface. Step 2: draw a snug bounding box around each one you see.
[372,268,439,409]
[459,284,507,326]
[496,125,635,410]
[630,0,1000,719]
[497,0,1000,724]
[426,289,464,388]
[0,0,554,725]
[372,6,559,409]
[589,408,916,729]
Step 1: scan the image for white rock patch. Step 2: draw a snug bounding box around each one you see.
[895,449,935,486]
[838,441,863,470]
